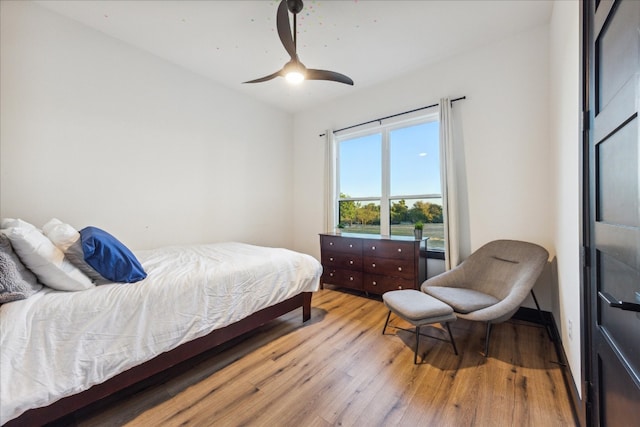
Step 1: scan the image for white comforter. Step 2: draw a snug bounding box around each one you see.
[0,242,322,423]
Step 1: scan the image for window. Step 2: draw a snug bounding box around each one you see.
[336,114,444,251]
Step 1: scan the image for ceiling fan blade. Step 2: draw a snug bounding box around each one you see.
[277,0,296,59]
[306,69,354,86]
[243,70,283,84]
[244,1,354,87]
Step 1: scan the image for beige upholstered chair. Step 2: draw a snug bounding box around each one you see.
[421,239,549,356]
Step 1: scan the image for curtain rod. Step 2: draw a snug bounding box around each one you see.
[318,96,466,137]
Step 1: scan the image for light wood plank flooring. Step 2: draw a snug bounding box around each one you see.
[68,289,575,427]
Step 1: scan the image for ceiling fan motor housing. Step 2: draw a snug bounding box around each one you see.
[287,0,304,14]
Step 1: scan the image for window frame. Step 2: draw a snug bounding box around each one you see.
[335,112,443,252]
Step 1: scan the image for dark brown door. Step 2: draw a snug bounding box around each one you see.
[587,0,640,425]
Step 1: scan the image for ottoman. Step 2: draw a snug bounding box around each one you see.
[382,289,458,364]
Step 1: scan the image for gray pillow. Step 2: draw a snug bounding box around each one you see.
[65,239,111,285]
[0,233,42,303]
[0,250,42,304]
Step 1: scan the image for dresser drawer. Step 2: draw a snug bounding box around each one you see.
[362,239,416,259]
[321,235,362,254]
[362,256,415,280]
[321,251,362,270]
[363,274,414,294]
[322,268,363,290]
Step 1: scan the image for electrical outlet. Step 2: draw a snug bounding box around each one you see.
[568,319,573,341]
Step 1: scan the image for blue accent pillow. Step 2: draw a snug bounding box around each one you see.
[80,226,147,283]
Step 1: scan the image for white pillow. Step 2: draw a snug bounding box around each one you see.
[42,218,109,284]
[42,218,78,251]
[0,217,20,229]
[1,218,94,291]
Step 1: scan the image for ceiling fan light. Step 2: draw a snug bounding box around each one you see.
[285,70,305,84]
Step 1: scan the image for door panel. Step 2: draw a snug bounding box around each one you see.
[598,251,640,375]
[597,346,640,426]
[596,117,638,227]
[593,77,637,143]
[588,0,640,425]
[595,0,639,112]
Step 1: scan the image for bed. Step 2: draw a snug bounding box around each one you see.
[0,239,322,426]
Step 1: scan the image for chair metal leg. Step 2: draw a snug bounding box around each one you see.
[484,322,493,357]
[382,310,392,335]
[414,326,421,364]
[531,290,554,341]
[445,322,458,355]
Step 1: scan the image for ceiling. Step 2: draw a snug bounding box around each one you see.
[34,0,554,113]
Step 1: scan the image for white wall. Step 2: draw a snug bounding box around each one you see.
[549,0,581,397]
[292,25,553,306]
[0,1,293,250]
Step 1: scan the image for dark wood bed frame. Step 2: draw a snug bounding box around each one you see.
[5,292,312,426]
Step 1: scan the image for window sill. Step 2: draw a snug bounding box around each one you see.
[421,250,445,260]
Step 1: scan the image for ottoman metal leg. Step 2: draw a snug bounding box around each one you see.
[414,326,421,364]
[382,311,392,335]
[382,290,458,364]
[445,322,458,355]
[484,322,493,357]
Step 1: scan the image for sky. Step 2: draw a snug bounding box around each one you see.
[338,121,441,199]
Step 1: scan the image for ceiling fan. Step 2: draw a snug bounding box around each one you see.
[243,0,354,86]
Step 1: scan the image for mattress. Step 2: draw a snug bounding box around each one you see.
[0,242,322,423]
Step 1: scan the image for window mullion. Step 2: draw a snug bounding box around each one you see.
[380,129,390,236]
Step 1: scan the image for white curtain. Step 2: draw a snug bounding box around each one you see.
[323,130,337,233]
[439,98,460,270]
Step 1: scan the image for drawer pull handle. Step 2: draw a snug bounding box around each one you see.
[329,257,334,261]
[349,260,354,265]
[372,281,377,285]
[398,267,402,272]
[349,276,354,281]
[329,242,334,246]
[397,248,402,252]
[398,286,403,290]
[329,273,334,277]
[372,246,376,250]
[372,263,376,268]
[349,244,353,248]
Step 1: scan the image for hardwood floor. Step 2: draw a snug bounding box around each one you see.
[68,289,575,427]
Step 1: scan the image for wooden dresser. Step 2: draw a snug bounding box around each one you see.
[319,233,427,295]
